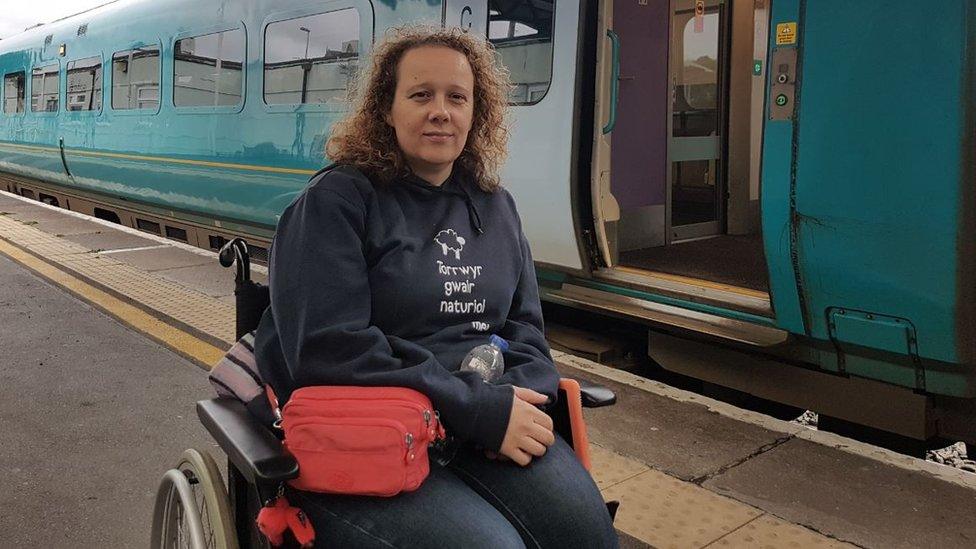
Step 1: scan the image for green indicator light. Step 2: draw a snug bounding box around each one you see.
[775,94,789,107]
[753,60,762,76]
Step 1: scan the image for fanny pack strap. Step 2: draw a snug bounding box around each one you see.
[266,385,283,430]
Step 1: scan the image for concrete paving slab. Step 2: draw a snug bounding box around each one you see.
[557,365,789,481]
[62,230,159,252]
[109,245,212,272]
[590,443,650,490]
[153,262,237,297]
[31,216,105,236]
[706,515,855,548]
[0,254,217,549]
[702,438,976,548]
[602,467,761,549]
[5,207,83,224]
[0,197,46,213]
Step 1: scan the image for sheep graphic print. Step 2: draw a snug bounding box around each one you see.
[435,227,488,321]
[435,229,466,260]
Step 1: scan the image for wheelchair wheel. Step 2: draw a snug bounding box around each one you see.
[151,468,207,549]
[151,449,238,549]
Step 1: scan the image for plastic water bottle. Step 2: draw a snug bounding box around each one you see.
[459,335,508,383]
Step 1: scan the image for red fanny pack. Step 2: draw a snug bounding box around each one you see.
[280,386,446,497]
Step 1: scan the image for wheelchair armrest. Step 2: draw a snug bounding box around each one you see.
[577,378,617,408]
[197,398,299,485]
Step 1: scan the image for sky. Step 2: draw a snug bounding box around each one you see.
[0,1,115,41]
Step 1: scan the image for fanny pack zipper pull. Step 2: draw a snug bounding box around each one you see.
[434,410,446,440]
[272,406,283,430]
[424,409,439,440]
[406,432,415,463]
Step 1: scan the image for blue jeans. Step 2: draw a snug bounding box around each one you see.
[288,435,619,548]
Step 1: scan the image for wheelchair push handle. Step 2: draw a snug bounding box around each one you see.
[218,237,251,284]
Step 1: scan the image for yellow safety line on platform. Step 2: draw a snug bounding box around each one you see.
[0,238,226,369]
[0,141,318,176]
[615,265,770,299]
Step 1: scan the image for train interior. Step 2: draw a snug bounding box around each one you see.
[596,0,770,305]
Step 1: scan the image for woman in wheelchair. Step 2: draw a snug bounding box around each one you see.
[251,26,618,548]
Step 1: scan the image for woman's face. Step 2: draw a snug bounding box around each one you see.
[387,45,474,183]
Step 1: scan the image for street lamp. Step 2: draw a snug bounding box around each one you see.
[299,26,311,60]
[298,26,312,104]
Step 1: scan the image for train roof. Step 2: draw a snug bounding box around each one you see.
[0,0,441,64]
[0,0,133,51]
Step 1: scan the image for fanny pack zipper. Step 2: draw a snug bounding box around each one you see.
[286,399,444,442]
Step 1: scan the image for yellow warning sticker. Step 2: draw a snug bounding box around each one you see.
[776,22,797,45]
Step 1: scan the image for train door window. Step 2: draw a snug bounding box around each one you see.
[3,72,26,114]
[112,46,161,110]
[488,0,555,105]
[66,56,103,112]
[174,28,245,108]
[30,64,60,112]
[264,8,360,106]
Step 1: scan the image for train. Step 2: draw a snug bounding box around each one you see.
[1,0,973,449]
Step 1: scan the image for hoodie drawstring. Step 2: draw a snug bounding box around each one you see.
[458,186,485,235]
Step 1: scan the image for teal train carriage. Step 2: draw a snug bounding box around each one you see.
[0,0,973,448]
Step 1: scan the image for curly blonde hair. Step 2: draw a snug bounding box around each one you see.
[326,25,511,192]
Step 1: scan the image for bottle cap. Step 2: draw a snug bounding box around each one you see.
[489,334,509,352]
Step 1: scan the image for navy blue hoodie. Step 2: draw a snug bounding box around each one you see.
[253,165,559,452]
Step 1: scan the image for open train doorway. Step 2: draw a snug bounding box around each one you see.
[590,0,771,310]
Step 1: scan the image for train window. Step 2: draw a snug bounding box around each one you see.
[174,28,245,108]
[678,14,719,111]
[30,64,60,112]
[165,225,188,242]
[66,57,103,112]
[3,72,26,114]
[112,46,160,110]
[488,0,555,105]
[136,218,161,234]
[264,8,360,106]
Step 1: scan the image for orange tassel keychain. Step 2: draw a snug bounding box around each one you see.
[256,493,316,548]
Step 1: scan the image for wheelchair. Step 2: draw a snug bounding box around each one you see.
[151,238,619,549]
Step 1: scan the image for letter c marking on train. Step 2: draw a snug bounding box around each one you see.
[460,6,473,32]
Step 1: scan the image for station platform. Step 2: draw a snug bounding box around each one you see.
[2,189,974,548]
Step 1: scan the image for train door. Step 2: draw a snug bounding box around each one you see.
[462,0,588,271]
[590,0,772,311]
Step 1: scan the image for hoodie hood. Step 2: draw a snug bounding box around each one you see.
[400,169,485,235]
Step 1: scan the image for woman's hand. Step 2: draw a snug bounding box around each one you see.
[498,386,555,466]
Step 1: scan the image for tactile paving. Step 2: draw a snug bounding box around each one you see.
[706,514,857,548]
[601,464,762,548]
[589,443,649,490]
[0,215,235,344]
